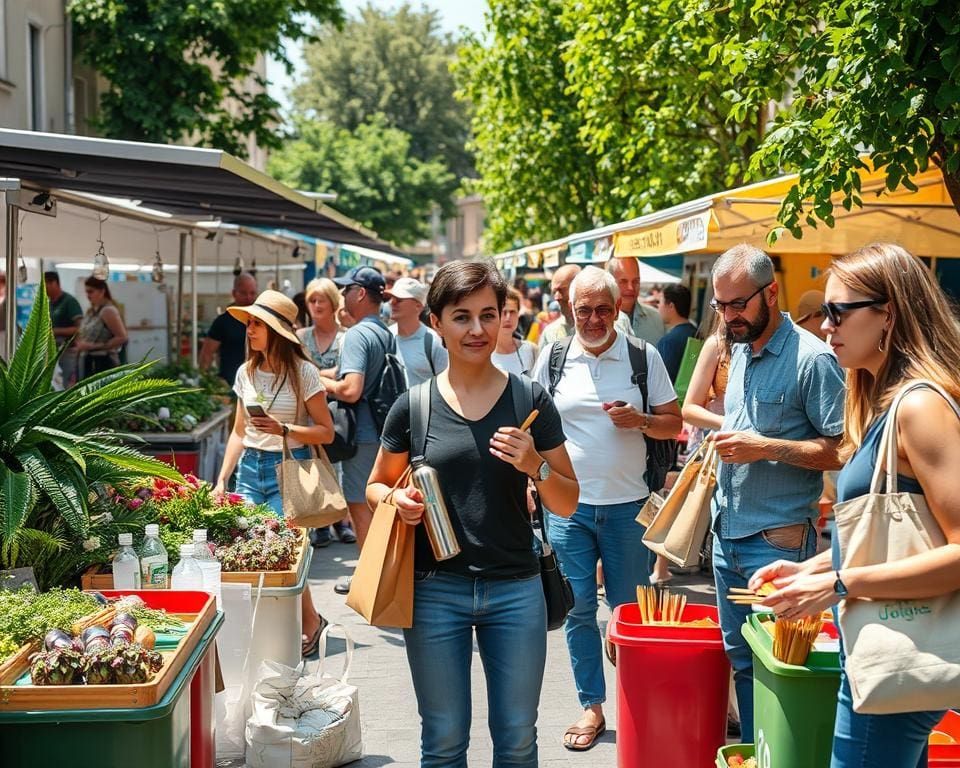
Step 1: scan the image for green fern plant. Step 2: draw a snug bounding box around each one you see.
[0,282,186,575]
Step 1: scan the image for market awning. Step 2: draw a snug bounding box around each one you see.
[0,128,398,252]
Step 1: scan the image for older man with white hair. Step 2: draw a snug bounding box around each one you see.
[532,265,682,752]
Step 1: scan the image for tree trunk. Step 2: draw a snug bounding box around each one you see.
[933,147,960,218]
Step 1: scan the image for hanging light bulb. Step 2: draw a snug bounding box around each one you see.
[16,215,27,282]
[249,256,257,278]
[151,228,164,283]
[92,216,109,279]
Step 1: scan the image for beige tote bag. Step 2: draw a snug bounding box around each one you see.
[834,379,960,714]
[642,440,718,567]
[275,436,348,528]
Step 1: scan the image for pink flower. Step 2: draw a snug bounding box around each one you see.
[127,498,144,510]
[184,474,200,488]
[227,493,244,505]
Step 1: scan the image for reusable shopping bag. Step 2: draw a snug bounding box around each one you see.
[641,440,717,567]
[245,624,362,768]
[345,466,415,628]
[275,436,348,527]
[834,380,960,714]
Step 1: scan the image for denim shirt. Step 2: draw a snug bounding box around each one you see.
[713,314,845,539]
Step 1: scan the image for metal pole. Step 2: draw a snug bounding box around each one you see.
[190,233,198,369]
[5,202,19,361]
[176,232,186,363]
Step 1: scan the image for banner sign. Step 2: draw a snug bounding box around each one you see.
[614,210,713,258]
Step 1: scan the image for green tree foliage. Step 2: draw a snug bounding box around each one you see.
[269,115,455,245]
[705,0,960,240]
[68,0,344,158]
[294,3,473,181]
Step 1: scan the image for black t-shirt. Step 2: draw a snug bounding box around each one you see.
[207,311,248,386]
[381,378,566,578]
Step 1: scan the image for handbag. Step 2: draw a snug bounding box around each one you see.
[345,466,416,628]
[245,624,362,768]
[325,400,358,463]
[834,379,960,714]
[275,435,348,527]
[641,440,718,567]
[533,491,575,631]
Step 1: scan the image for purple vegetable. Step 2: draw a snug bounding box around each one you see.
[110,624,134,647]
[44,629,74,651]
[81,625,110,653]
[113,613,138,632]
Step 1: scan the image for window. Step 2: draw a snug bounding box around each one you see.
[27,22,42,130]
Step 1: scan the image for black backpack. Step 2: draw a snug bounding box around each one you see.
[357,321,407,434]
[547,336,676,493]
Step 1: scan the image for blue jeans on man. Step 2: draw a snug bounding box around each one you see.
[712,523,817,740]
[403,571,547,768]
[546,500,653,707]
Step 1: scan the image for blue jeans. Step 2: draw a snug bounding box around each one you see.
[712,524,816,739]
[235,446,311,516]
[831,670,944,767]
[546,500,653,708]
[403,571,547,768]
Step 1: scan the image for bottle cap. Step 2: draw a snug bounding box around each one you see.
[145,524,159,536]
[192,529,207,542]
[118,533,133,546]
[179,543,196,557]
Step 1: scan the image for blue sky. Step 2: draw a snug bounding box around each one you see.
[267,1,488,114]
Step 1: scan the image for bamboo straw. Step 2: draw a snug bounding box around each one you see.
[772,615,823,665]
[519,410,540,432]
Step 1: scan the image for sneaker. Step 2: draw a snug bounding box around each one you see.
[333,521,357,544]
[311,527,332,548]
[334,575,352,595]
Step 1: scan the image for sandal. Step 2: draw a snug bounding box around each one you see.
[562,717,606,751]
[301,614,328,658]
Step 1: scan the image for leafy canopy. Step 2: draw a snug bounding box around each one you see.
[68,0,344,157]
[269,115,455,246]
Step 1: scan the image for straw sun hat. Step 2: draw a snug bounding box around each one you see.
[227,289,302,346]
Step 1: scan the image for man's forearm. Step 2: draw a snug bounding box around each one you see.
[763,435,842,470]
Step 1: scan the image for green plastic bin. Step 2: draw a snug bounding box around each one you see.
[717,743,755,768]
[0,612,223,768]
[742,614,841,768]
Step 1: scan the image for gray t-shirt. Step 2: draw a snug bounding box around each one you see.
[338,315,396,444]
[392,324,448,387]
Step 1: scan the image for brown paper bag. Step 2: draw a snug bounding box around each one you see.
[346,467,415,628]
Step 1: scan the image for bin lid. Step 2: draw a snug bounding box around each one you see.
[742,613,841,678]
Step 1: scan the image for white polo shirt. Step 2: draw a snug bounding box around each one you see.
[532,331,677,505]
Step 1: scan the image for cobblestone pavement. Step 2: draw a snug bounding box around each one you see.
[219,539,718,768]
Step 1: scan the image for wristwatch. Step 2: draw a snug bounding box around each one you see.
[531,460,551,482]
[639,413,651,430]
[281,423,290,436]
[833,570,848,598]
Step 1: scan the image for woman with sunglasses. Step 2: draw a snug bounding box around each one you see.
[367,261,578,768]
[751,243,960,768]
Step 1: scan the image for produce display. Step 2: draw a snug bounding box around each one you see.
[726,754,757,768]
[215,518,302,572]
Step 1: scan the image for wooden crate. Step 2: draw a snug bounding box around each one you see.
[0,593,216,711]
[81,528,309,590]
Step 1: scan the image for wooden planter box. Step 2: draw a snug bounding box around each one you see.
[81,528,309,590]
[0,592,216,711]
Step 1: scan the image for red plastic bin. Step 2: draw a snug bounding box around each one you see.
[931,710,960,767]
[609,602,730,768]
[98,590,218,768]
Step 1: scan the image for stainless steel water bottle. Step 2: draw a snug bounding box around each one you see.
[411,459,461,560]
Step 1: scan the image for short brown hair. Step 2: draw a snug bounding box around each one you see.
[427,261,507,317]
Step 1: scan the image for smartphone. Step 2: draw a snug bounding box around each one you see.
[602,400,628,411]
[245,403,267,418]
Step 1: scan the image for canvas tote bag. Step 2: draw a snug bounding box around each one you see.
[642,440,718,567]
[834,379,960,714]
[345,466,416,628]
[275,436,348,527]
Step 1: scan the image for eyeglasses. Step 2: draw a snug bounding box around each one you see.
[340,284,358,296]
[710,283,771,314]
[574,305,616,321]
[821,298,888,327]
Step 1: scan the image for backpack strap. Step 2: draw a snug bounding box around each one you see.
[409,380,431,462]
[547,337,573,395]
[626,336,650,413]
[509,372,535,427]
[423,330,437,376]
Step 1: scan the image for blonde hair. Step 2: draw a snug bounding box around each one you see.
[304,277,340,317]
[830,243,960,460]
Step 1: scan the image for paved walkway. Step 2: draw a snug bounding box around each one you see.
[223,540,716,768]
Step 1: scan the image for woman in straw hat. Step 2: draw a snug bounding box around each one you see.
[214,289,335,657]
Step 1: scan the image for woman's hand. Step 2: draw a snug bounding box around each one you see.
[250,415,285,435]
[489,426,541,476]
[212,479,226,499]
[748,559,806,592]
[761,571,839,620]
[394,486,425,525]
[74,340,94,351]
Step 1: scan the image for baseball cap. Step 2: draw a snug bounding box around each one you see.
[333,266,386,294]
[796,289,826,324]
[384,277,428,304]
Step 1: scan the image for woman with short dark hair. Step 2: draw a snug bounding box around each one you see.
[367,260,579,767]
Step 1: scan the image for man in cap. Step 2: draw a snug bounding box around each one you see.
[320,266,402,593]
[200,272,258,386]
[607,257,665,344]
[386,276,447,386]
[794,289,828,341]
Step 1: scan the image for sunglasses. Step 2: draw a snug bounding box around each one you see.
[710,283,771,314]
[821,298,888,326]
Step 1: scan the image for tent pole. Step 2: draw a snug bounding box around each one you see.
[190,233,198,368]
[5,201,18,361]
[176,232,186,363]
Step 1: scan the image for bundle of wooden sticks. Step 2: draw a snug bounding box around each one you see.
[636,585,687,624]
[772,615,823,665]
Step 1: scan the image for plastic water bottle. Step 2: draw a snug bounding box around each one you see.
[170,543,204,591]
[112,533,142,590]
[139,524,169,589]
[192,529,222,609]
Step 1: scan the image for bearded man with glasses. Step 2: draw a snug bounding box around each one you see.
[707,244,846,741]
